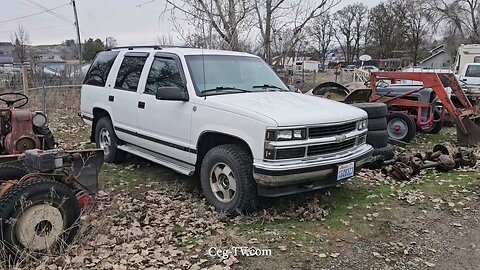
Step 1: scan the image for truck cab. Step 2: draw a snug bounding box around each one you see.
[458,63,480,87]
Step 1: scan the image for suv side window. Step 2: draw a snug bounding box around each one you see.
[83,51,119,87]
[144,57,183,95]
[115,56,148,91]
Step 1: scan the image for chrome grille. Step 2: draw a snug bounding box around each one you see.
[308,122,357,138]
[307,139,356,156]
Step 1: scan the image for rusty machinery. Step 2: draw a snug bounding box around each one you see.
[0,148,104,263]
[382,144,477,181]
[369,72,480,145]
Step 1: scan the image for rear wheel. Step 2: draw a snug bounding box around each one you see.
[387,113,416,142]
[200,144,258,215]
[0,178,80,262]
[427,111,443,134]
[0,164,27,184]
[95,117,125,163]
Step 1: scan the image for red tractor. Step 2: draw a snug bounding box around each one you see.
[0,92,104,265]
[0,92,55,154]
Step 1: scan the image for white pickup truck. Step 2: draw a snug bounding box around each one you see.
[80,46,372,213]
[458,63,480,87]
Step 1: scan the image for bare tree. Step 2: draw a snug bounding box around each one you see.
[11,25,30,64]
[334,3,368,63]
[158,34,174,45]
[308,13,333,70]
[427,0,480,43]
[254,0,287,64]
[368,0,408,59]
[105,37,118,49]
[404,0,432,65]
[164,0,253,51]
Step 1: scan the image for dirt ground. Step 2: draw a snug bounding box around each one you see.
[8,111,480,270]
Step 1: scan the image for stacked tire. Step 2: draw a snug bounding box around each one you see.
[353,103,395,166]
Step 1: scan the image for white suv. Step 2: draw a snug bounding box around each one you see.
[80,46,373,213]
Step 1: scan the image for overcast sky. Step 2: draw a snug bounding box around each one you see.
[1,0,382,46]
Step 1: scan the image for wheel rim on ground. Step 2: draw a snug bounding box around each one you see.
[15,204,64,251]
[98,128,111,155]
[387,118,408,140]
[209,162,237,203]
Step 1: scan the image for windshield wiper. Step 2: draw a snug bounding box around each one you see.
[252,84,287,91]
[201,86,250,96]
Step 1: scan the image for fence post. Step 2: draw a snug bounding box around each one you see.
[41,80,47,114]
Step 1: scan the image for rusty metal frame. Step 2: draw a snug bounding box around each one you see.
[369,72,480,135]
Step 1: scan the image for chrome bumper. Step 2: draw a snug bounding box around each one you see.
[253,144,373,194]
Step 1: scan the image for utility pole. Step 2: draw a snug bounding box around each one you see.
[72,0,82,62]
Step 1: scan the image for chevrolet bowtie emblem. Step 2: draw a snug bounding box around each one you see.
[335,134,347,143]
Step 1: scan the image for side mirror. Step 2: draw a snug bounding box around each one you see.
[461,78,467,82]
[156,86,189,101]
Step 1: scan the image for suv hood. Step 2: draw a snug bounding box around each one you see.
[204,92,367,126]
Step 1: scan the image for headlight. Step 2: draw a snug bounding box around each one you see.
[357,119,368,130]
[266,128,306,141]
[33,112,47,127]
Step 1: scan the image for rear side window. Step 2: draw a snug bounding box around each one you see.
[465,65,480,78]
[144,57,183,95]
[115,56,148,91]
[83,51,119,86]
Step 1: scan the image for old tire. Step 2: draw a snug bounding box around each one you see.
[0,164,28,184]
[200,144,258,215]
[95,117,125,163]
[0,178,80,262]
[366,130,389,148]
[34,126,56,150]
[372,144,395,161]
[353,103,387,118]
[387,113,416,142]
[367,117,387,131]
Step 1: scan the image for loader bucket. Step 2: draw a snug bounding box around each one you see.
[457,118,480,146]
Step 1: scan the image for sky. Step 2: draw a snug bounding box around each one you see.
[0,0,383,46]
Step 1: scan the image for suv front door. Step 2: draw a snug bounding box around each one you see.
[136,53,193,162]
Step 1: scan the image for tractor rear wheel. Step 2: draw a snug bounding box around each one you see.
[0,178,80,263]
[34,126,56,150]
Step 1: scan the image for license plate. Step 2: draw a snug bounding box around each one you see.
[337,162,355,180]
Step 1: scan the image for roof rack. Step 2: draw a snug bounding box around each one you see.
[107,45,192,51]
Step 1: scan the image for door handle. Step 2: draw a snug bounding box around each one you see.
[108,95,114,102]
[138,101,145,109]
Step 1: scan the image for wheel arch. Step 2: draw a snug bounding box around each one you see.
[195,131,254,171]
[91,107,112,142]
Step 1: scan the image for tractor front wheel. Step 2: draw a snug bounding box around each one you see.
[387,113,416,142]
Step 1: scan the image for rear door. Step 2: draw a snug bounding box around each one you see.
[136,53,193,162]
[110,52,149,143]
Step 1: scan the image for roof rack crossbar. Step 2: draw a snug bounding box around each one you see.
[107,45,192,51]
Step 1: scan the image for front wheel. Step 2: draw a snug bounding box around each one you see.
[387,113,417,142]
[95,117,125,163]
[200,144,258,215]
[0,178,80,262]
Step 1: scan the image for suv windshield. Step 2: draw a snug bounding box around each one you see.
[185,55,289,96]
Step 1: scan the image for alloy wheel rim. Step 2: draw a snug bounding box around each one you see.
[209,162,237,203]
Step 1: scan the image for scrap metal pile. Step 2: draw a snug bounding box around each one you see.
[382,144,477,181]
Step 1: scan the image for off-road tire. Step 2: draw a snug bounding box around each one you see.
[367,117,387,131]
[0,178,80,263]
[95,117,125,163]
[366,130,389,148]
[387,113,417,142]
[200,144,258,215]
[353,103,387,118]
[0,164,28,184]
[372,144,395,161]
[34,126,56,150]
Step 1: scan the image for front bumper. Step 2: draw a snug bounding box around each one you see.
[253,144,373,197]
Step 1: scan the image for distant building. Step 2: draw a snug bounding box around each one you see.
[419,44,453,68]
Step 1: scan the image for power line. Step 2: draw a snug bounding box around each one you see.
[0,3,70,24]
[26,0,73,24]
